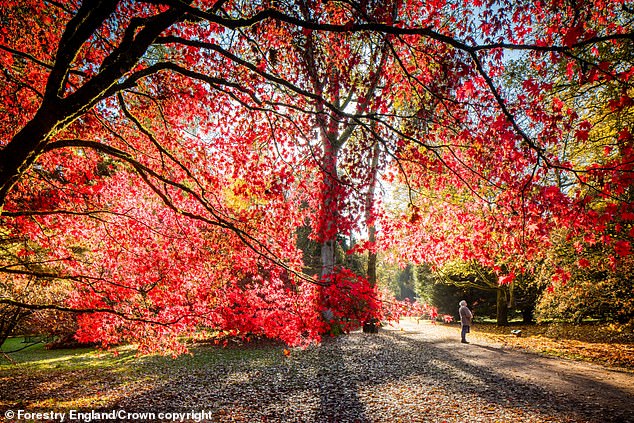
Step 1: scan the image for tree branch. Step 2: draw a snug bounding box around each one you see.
[44,0,118,101]
[0,297,189,327]
[42,139,320,285]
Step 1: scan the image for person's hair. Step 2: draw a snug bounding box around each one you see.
[459,300,467,307]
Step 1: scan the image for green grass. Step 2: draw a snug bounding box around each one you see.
[1,336,292,410]
[1,336,139,372]
[1,336,286,374]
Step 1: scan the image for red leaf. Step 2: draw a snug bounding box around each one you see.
[614,240,631,257]
[498,272,515,285]
[563,24,584,47]
[578,258,590,268]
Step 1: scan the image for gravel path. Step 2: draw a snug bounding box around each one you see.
[111,320,634,423]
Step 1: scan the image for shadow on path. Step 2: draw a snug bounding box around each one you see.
[4,322,632,422]
[316,336,368,422]
[393,321,634,423]
[110,324,633,422]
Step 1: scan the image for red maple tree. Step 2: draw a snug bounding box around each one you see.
[1,0,632,352]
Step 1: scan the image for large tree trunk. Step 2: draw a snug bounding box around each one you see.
[496,288,509,325]
[320,240,336,278]
[318,132,340,279]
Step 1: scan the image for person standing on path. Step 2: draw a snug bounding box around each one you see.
[459,300,473,344]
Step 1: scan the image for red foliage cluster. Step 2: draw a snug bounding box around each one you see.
[380,294,439,324]
[1,0,632,353]
[317,268,382,334]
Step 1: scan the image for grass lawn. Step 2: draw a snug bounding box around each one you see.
[0,336,288,411]
[1,337,130,369]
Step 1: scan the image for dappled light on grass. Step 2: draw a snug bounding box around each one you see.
[1,337,138,369]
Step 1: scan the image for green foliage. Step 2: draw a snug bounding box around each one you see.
[389,264,417,301]
[296,226,367,278]
[537,276,634,323]
[413,264,498,321]
[377,260,418,301]
[413,261,543,323]
[535,232,634,324]
[296,225,321,276]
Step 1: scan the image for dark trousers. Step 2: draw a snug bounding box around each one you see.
[461,325,470,341]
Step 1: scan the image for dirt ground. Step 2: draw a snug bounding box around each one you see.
[1,320,633,422]
[392,319,634,422]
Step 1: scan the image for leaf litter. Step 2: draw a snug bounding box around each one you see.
[0,321,632,422]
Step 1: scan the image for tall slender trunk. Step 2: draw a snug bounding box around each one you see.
[319,131,340,278]
[365,141,381,286]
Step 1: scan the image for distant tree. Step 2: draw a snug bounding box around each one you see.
[415,268,498,322]
[535,229,634,324]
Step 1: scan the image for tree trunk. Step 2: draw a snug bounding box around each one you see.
[0,108,62,210]
[0,3,182,212]
[496,288,509,325]
[320,239,336,278]
[365,141,381,287]
[367,232,377,285]
[521,306,535,324]
[0,306,30,351]
[362,141,381,333]
[319,132,340,279]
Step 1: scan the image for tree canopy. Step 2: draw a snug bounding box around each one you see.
[1,0,632,352]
